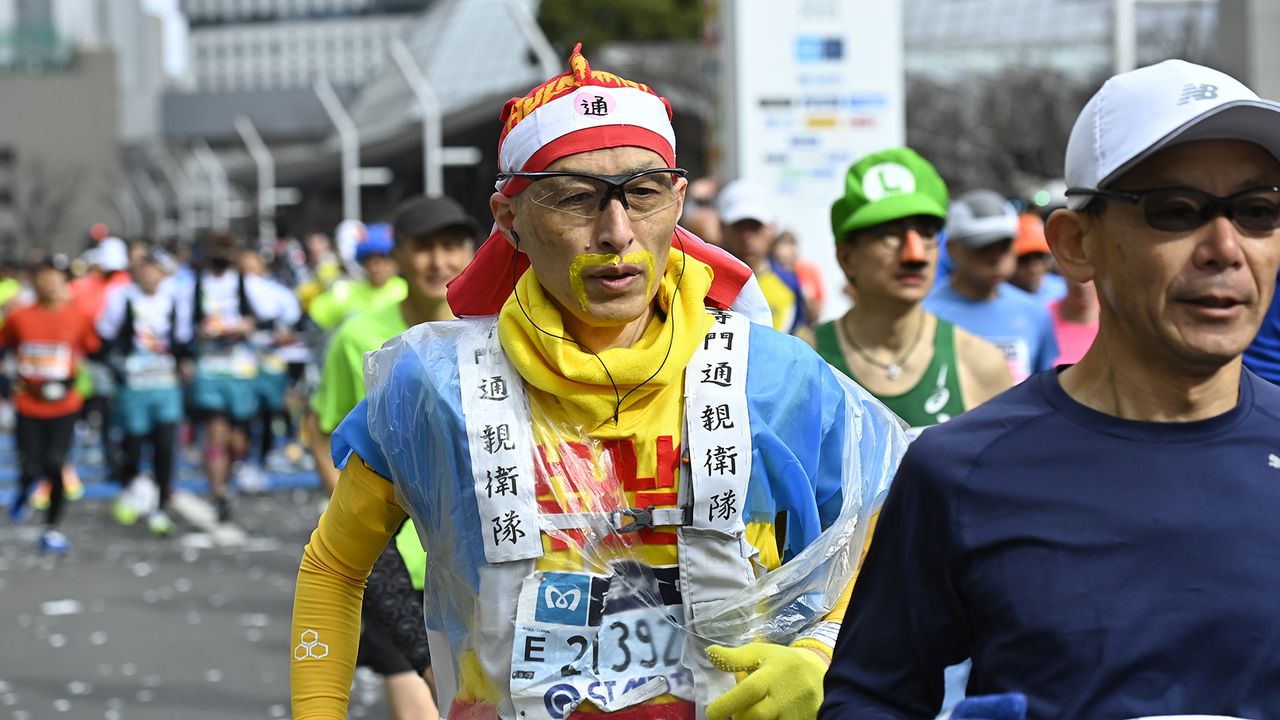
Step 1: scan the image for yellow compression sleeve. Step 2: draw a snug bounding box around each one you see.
[291,456,407,719]
[793,510,881,660]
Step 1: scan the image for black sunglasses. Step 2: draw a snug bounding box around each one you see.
[1065,185,1280,233]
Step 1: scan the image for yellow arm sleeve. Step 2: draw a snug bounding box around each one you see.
[291,455,407,720]
[792,510,881,660]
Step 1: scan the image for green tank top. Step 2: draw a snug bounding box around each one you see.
[815,318,967,428]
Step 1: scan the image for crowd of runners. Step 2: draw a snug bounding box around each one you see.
[7,43,1280,720]
[0,160,1089,556]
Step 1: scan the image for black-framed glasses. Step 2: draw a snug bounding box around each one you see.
[851,218,944,252]
[497,168,687,221]
[1065,185,1280,233]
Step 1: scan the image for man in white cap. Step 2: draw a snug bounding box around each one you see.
[291,43,904,720]
[96,247,190,535]
[69,235,134,493]
[717,180,800,332]
[823,60,1280,718]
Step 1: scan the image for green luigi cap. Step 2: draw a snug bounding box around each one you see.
[830,147,949,242]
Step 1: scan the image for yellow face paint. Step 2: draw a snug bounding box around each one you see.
[567,250,655,312]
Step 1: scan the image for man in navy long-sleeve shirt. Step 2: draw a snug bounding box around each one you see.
[822,60,1280,719]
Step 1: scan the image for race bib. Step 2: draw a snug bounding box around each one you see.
[510,567,694,720]
[17,341,73,381]
[991,337,1031,383]
[39,381,68,402]
[198,345,259,379]
[124,353,178,390]
[261,353,288,374]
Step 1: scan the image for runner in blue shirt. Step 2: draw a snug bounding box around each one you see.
[924,190,1057,382]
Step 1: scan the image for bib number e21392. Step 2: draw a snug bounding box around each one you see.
[510,570,693,719]
[550,607,683,680]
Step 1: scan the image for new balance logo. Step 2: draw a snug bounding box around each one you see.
[1269,453,1280,469]
[293,629,329,661]
[1178,83,1218,105]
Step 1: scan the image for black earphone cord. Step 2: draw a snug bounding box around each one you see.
[510,233,687,424]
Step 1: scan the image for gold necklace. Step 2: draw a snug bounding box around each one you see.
[843,313,925,381]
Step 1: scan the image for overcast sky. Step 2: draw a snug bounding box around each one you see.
[142,0,188,77]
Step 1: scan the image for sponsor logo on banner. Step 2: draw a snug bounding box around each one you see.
[794,36,843,62]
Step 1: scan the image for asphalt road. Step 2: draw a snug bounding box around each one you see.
[0,487,393,719]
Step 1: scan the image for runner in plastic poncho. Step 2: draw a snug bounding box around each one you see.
[290,44,907,720]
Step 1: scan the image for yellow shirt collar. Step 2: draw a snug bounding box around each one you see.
[498,248,715,430]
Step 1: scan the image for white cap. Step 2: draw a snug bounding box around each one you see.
[1065,59,1280,209]
[716,179,776,225]
[334,219,366,265]
[95,236,129,272]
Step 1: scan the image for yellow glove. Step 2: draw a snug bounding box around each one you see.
[705,643,828,720]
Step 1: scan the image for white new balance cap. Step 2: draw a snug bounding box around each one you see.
[1064,59,1280,209]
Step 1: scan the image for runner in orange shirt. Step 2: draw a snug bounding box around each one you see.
[3,257,101,552]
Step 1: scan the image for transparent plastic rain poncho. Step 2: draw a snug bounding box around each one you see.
[354,314,908,720]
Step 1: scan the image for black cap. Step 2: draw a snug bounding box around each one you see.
[391,196,480,243]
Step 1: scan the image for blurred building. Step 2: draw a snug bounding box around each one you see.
[904,0,1217,79]
[165,0,431,145]
[158,0,430,246]
[177,0,429,93]
[157,0,558,244]
[0,47,123,255]
[0,0,165,143]
[0,0,168,253]
[1217,0,1280,99]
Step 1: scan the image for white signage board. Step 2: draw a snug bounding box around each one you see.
[720,0,904,321]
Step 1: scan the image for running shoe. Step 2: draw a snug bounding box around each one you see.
[133,475,159,516]
[215,496,233,524]
[234,462,269,494]
[8,496,29,523]
[147,510,175,536]
[30,470,85,510]
[30,479,50,510]
[265,450,291,474]
[112,475,148,526]
[112,501,138,526]
[38,529,70,554]
[62,466,84,501]
[112,494,139,525]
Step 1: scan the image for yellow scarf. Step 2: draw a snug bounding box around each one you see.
[498,248,714,433]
